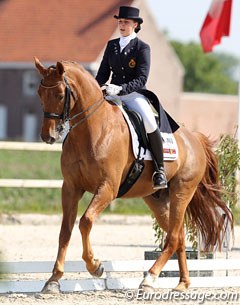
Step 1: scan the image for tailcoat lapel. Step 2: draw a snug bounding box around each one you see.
[113,39,123,67]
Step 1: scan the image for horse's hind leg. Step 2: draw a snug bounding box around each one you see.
[174,227,190,291]
[143,185,194,291]
[42,183,84,294]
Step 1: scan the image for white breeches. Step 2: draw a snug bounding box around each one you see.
[120,92,157,133]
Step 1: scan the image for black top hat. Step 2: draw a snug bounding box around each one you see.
[114,6,143,24]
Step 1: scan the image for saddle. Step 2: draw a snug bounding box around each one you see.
[123,105,149,151]
[105,91,179,198]
[117,105,147,198]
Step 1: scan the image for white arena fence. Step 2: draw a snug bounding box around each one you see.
[0,141,63,188]
[0,141,62,151]
[1,259,240,293]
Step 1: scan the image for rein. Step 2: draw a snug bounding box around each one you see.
[69,96,104,130]
[40,76,105,131]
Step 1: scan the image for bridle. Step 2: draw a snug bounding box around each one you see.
[40,75,105,131]
[41,76,75,122]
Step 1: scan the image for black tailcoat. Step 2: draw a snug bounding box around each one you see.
[96,37,150,95]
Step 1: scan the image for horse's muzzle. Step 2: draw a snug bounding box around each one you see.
[41,122,59,144]
[41,134,57,144]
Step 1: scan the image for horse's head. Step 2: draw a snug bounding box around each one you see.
[34,57,75,144]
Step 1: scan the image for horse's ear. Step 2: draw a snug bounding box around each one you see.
[34,57,47,76]
[56,61,65,76]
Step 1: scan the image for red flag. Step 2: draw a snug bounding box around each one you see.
[200,0,232,52]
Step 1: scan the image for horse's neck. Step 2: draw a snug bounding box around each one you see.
[67,68,114,142]
[69,94,110,141]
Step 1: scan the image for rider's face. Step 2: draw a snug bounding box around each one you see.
[118,18,137,37]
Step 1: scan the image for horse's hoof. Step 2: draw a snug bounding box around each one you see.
[139,272,158,291]
[139,283,155,292]
[41,281,61,294]
[90,262,104,278]
[172,281,190,292]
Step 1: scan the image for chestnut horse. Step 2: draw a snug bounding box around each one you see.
[34,57,232,293]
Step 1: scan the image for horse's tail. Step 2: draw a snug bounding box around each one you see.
[186,133,233,251]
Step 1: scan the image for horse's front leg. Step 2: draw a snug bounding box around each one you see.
[42,182,84,293]
[79,181,114,276]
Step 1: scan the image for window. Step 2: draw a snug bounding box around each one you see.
[0,104,7,139]
[23,112,37,141]
[23,71,39,96]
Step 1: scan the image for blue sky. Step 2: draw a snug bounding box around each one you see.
[147,0,240,58]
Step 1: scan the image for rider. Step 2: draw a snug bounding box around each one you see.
[95,6,167,190]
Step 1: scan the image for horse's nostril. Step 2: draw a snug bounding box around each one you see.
[41,135,56,144]
[49,137,56,144]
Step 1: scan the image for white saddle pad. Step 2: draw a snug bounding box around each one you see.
[120,105,178,161]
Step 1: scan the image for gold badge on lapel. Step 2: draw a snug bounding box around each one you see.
[128,59,136,68]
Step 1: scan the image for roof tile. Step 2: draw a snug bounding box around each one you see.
[0,0,133,62]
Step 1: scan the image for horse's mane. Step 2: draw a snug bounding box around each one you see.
[58,60,88,77]
[60,60,101,92]
[61,60,96,82]
[45,60,93,80]
[61,60,82,70]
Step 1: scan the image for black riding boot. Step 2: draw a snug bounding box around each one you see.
[148,128,168,190]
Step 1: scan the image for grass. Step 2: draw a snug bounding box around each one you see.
[0,150,61,214]
[0,150,149,215]
[0,150,62,179]
[0,187,150,215]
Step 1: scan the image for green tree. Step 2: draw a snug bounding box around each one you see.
[171,41,238,94]
[216,134,240,211]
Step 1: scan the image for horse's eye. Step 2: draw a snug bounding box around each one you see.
[57,95,64,101]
